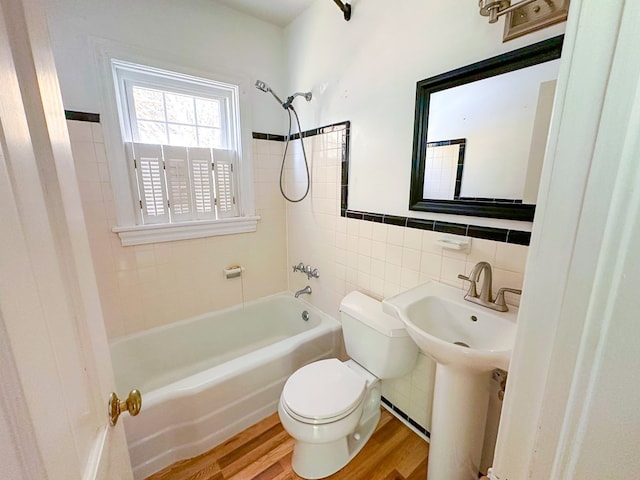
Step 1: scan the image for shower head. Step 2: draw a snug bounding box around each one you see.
[255,79,270,93]
[255,79,286,108]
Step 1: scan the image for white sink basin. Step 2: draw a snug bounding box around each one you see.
[383,280,520,480]
[383,280,518,373]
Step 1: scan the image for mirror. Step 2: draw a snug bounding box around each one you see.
[410,35,564,221]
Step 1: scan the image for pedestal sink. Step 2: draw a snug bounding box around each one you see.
[382,281,518,480]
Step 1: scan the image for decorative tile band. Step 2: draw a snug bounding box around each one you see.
[381,396,430,439]
[344,210,531,245]
[252,121,349,142]
[63,112,531,245]
[252,132,287,142]
[65,110,100,123]
[254,121,531,246]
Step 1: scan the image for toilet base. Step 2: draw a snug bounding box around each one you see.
[290,403,381,479]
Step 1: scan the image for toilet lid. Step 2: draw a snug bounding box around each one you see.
[282,359,366,421]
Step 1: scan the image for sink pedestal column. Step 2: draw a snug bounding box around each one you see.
[427,364,492,480]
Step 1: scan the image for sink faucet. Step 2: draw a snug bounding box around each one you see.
[294,285,312,298]
[467,261,493,302]
[458,262,521,312]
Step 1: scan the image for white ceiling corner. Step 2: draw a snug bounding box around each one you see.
[213,0,316,27]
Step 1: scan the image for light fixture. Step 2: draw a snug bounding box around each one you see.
[479,0,541,23]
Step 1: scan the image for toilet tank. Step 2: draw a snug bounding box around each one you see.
[339,291,418,379]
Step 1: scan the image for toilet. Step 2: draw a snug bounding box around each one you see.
[278,291,418,479]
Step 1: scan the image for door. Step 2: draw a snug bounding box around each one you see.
[0,0,134,478]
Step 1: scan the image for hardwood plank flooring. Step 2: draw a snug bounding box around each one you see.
[147,409,429,480]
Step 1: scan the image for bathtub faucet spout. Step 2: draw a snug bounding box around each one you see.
[295,286,312,298]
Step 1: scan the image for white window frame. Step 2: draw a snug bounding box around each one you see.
[96,46,257,246]
[116,62,236,151]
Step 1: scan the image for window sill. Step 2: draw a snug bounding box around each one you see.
[112,216,260,246]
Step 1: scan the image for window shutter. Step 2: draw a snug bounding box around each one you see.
[212,149,237,218]
[163,145,195,221]
[187,147,215,220]
[131,142,169,224]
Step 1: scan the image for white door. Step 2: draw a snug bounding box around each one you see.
[0,0,134,478]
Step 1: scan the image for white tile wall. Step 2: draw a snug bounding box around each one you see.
[284,127,529,432]
[69,118,528,437]
[68,120,288,338]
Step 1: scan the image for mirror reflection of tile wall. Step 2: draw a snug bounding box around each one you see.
[423,141,464,200]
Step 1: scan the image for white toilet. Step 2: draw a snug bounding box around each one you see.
[278,291,418,479]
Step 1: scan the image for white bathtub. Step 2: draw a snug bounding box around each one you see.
[110,293,341,479]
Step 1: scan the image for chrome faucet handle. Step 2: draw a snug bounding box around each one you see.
[494,287,522,311]
[458,274,478,298]
[292,262,305,273]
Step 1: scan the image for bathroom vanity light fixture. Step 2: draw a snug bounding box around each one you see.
[479,0,538,24]
[479,0,570,41]
[332,0,351,21]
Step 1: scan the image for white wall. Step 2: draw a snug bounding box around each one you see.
[285,0,565,230]
[44,0,286,133]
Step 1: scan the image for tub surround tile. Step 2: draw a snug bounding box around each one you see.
[69,119,287,338]
[496,242,529,272]
[386,225,405,246]
[403,228,423,251]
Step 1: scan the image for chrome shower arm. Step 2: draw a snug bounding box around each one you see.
[283,91,312,110]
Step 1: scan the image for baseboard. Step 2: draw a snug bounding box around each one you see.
[380,396,430,442]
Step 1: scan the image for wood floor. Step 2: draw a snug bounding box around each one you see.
[147,409,429,480]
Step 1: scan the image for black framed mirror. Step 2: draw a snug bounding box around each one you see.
[410,35,564,221]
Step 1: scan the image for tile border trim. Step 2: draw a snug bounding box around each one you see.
[64,110,100,123]
[253,120,531,246]
[381,396,430,439]
[62,111,531,246]
[344,210,531,245]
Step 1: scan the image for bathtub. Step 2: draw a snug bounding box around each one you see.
[110,293,342,479]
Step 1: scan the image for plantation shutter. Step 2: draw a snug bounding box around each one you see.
[130,142,169,224]
[188,147,215,220]
[163,145,194,221]
[212,148,238,218]
[128,143,238,225]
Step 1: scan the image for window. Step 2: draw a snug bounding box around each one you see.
[113,60,242,228]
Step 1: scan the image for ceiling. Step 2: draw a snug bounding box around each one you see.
[214,0,316,27]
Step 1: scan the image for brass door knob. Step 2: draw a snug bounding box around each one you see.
[108,389,142,426]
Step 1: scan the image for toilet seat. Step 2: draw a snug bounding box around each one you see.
[281,358,367,424]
